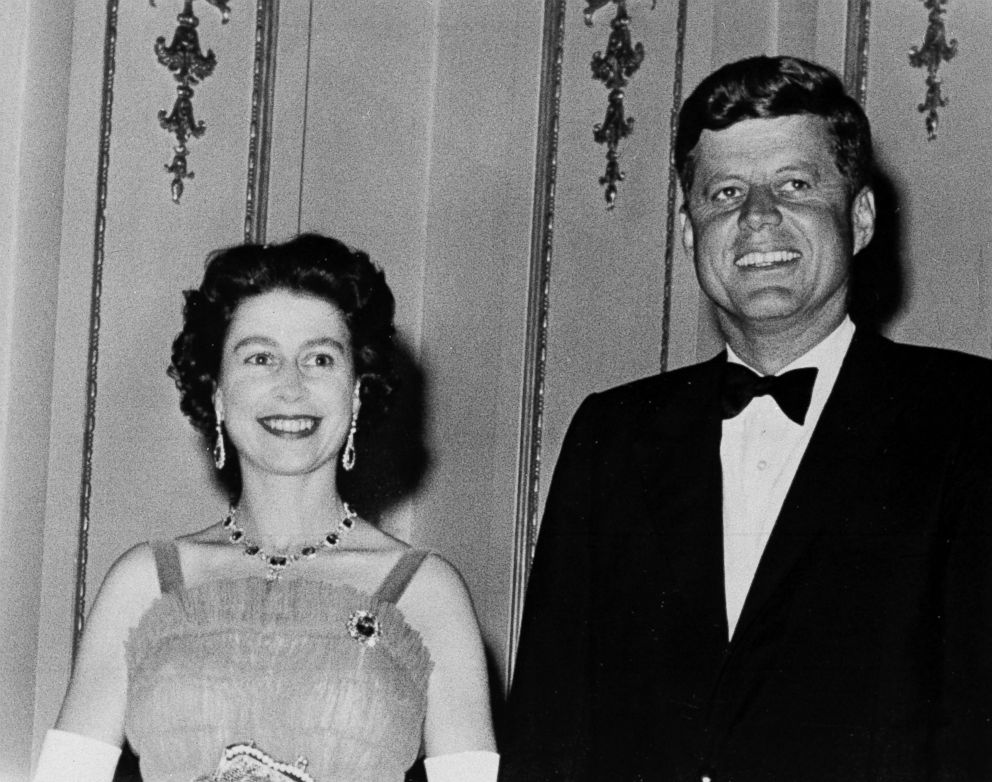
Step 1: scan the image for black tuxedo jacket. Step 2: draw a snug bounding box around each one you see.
[500,332,992,782]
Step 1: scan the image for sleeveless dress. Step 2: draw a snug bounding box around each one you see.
[124,544,434,782]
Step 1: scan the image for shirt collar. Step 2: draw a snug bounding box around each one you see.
[725,316,855,376]
[725,316,855,428]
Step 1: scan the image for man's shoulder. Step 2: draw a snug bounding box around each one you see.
[856,332,992,407]
[578,354,723,419]
[866,332,992,377]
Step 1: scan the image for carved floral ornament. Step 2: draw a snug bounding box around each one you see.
[152,0,232,203]
[908,0,958,141]
[585,0,655,209]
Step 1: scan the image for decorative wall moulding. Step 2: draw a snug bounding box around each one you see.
[153,0,232,203]
[244,0,280,243]
[586,0,654,209]
[507,0,566,689]
[908,0,958,140]
[843,0,872,107]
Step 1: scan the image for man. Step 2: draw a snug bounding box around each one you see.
[500,56,992,782]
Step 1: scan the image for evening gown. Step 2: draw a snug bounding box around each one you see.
[124,543,434,781]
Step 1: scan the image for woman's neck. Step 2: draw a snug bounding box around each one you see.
[233,472,349,548]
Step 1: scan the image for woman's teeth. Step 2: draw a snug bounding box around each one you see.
[262,417,317,434]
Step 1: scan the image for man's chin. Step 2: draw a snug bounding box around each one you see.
[728,291,802,324]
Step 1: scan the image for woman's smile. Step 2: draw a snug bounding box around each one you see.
[258,415,321,437]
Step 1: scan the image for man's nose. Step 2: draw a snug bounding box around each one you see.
[738,186,782,231]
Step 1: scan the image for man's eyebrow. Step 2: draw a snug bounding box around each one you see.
[776,161,821,174]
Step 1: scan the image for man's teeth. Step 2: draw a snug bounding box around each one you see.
[736,250,800,267]
[265,418,316,433]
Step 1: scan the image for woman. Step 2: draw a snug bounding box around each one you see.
[34,234,498,782]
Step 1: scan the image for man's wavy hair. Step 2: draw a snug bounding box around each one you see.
[675,55,873,198]
[168,233,397,497]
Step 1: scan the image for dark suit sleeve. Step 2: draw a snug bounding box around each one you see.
[935,390,992,779]
[499,396,602,782]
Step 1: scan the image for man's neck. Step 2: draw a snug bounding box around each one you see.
[721,313,849,375]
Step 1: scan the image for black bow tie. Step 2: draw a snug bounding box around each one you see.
[720,363,818,425]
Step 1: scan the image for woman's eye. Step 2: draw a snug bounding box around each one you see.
[304,353,336,368]
[245,352,274,366]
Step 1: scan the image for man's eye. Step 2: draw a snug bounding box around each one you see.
[712,186,742,202]
[246,352,274,366]
[783,179,811,191]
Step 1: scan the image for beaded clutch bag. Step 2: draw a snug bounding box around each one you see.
[195,743,315,782]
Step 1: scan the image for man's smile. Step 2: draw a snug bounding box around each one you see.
[734,249,802,269]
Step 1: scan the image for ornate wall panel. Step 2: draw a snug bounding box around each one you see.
[40,0,549,719]
[865,1,992,358]
[36,0,273,737]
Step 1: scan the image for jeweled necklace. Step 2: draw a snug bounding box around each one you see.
[223,502,358,581]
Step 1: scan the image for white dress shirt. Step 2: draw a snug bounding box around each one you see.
[721,317,855,638]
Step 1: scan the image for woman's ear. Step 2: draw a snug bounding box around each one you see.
[213,388,224,423]
[352,381,362,418]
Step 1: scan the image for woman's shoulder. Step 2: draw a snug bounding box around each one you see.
[91,542,164,625]
[406,551,468,594]
[395,551,478,635]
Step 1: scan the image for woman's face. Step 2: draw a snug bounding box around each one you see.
[215,289,359,481]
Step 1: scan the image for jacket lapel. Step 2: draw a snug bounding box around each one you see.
[731,332,899,643]
[625,353,728,641]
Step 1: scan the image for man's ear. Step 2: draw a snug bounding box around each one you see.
[851,186,876,255]
[680,206,695,255]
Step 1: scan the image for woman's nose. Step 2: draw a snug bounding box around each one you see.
[274,363,306,400]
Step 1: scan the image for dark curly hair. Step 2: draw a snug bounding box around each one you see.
[675,55,873,199]
[168,233,397,496]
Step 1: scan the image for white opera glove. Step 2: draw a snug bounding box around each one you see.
[32,729,121,782]
[424,750,500,782]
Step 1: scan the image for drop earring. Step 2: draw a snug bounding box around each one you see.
[342,414,357,472]
[342,385,360,471]
[213,401,226,470]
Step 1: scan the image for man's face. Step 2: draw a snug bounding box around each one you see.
[681,115,875,339]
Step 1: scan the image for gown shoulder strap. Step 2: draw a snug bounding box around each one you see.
[149,539,185,596]
[373,549,429,604]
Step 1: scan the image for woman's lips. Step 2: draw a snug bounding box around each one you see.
[258,415,320,437]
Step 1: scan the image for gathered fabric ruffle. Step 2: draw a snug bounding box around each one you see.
[124,577,432,782]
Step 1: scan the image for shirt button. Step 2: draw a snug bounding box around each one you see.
[757,460,768,471]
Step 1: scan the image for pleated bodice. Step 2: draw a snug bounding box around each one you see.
[124,550,433,782]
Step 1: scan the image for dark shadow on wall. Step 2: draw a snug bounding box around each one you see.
[339,335,431,523]
[850,166,904,332]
